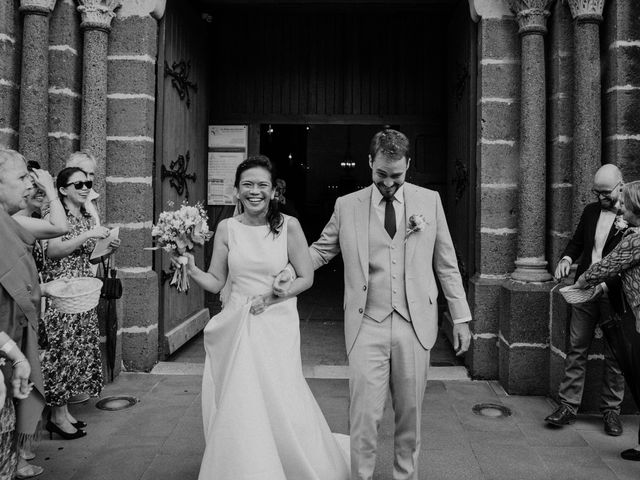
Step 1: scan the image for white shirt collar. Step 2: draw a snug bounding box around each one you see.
[371,183,405,205]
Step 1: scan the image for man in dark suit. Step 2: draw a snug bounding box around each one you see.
[545,164,626,436]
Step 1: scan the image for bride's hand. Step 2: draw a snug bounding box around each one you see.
[250,293,272,315]
[171,253,195,272]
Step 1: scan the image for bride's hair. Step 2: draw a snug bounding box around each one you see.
[234,155,284,236]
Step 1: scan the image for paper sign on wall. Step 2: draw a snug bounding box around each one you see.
[207,152,245,205]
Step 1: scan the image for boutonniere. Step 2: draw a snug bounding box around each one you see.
[405,214,426,242]
[614,214,628,235]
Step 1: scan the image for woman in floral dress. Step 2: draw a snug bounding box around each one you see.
[41,167,115,440]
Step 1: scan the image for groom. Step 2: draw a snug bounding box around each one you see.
[277,129,472,479]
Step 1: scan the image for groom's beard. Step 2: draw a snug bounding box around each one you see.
[375,181,403,199]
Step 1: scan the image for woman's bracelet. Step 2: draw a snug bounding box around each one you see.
[12,358,27,368]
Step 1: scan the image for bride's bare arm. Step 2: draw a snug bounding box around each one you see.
[250,217,313,314]
[185,219,229,294]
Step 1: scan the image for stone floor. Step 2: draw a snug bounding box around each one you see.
[34,374,640,480]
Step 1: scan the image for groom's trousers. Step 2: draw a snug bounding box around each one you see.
[348,312,429,480]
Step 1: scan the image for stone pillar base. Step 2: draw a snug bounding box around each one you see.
[467,275,505,379]
[120,271,158,371]
[499,279,554,395]
[511,258,553,282]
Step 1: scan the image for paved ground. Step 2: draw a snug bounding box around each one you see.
[30,320,640,479]
[33,373,640,480]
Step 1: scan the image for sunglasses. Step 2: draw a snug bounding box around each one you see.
[66,180,93,190]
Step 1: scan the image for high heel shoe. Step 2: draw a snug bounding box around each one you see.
[45,421,86,440]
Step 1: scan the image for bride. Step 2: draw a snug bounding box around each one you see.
[183,155,349,480]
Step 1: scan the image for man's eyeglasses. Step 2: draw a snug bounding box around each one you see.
[66,180,93,190]
[592,181,622,198]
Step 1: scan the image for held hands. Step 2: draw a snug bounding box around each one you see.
[273,268,294,297]
[453,322,472,357]
[554,258,571,280]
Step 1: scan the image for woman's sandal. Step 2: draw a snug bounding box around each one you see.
[15,463,44,479]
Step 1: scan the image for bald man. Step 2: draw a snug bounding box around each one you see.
[545,164,626,436]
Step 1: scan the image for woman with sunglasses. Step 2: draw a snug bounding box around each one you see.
[40,167,115,440]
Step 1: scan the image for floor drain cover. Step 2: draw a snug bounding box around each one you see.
[96,396,138,411]
[472,403,512,418]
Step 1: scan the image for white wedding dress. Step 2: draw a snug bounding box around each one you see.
[198,216,350,480]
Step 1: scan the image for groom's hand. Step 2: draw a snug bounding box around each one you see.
[453,322,471,356]
[273,268,294,297]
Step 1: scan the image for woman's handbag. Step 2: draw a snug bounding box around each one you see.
[100,256,123,300]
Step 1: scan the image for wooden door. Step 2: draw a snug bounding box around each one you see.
[155,2,210,359]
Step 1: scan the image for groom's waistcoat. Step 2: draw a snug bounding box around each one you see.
[364,202,411,322]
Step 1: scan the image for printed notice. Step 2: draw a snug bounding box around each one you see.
[207,151,245,205]
[208,125,248,151]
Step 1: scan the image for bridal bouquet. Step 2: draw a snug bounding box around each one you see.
[150,202,213,292]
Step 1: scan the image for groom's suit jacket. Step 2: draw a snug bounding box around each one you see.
[309,183,471,354]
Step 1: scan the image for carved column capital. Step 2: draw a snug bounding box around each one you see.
[19,0,56,15]
[77,0,122,32]
[508,0,555,35]
[567,0,605,23]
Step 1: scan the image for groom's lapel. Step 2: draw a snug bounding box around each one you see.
[355,186,371,277]
[404,184,418,269]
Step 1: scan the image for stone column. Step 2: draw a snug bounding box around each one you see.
[567,0,606,225]
[499,0,555,395]
[77,0,121,217]
[106,0,166,372]
[509,0,554,283]
[18,0,56,167]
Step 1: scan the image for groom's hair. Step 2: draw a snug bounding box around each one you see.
[369,129,410,161]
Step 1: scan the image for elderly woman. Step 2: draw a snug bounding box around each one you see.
[575,180,640,461]
[0,149,44,480]
[12,162,68,477]
[41,167,116,440]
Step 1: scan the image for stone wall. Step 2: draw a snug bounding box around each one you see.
[0,0,21,150]
[467,9,519,380]
[603,0,640,182]
[106,4,160,371]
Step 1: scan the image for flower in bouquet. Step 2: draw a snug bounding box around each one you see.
[150,202,213,292]
[405,214,426,242]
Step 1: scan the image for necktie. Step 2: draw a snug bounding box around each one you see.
[384,197,396,239]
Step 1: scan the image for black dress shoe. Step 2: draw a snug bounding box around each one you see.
[545,404,576,426]
[603,411,623,436]
[621,448,640,461]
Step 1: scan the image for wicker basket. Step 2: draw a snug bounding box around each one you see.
[47,277,103,314]
[559,285,596,304]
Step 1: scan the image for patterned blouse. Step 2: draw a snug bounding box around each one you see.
[584,228,640,319]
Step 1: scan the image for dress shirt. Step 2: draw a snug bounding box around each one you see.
[371,183,405,229]
[591,209,616,265]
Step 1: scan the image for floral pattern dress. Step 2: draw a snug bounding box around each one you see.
[40,210,103,406]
